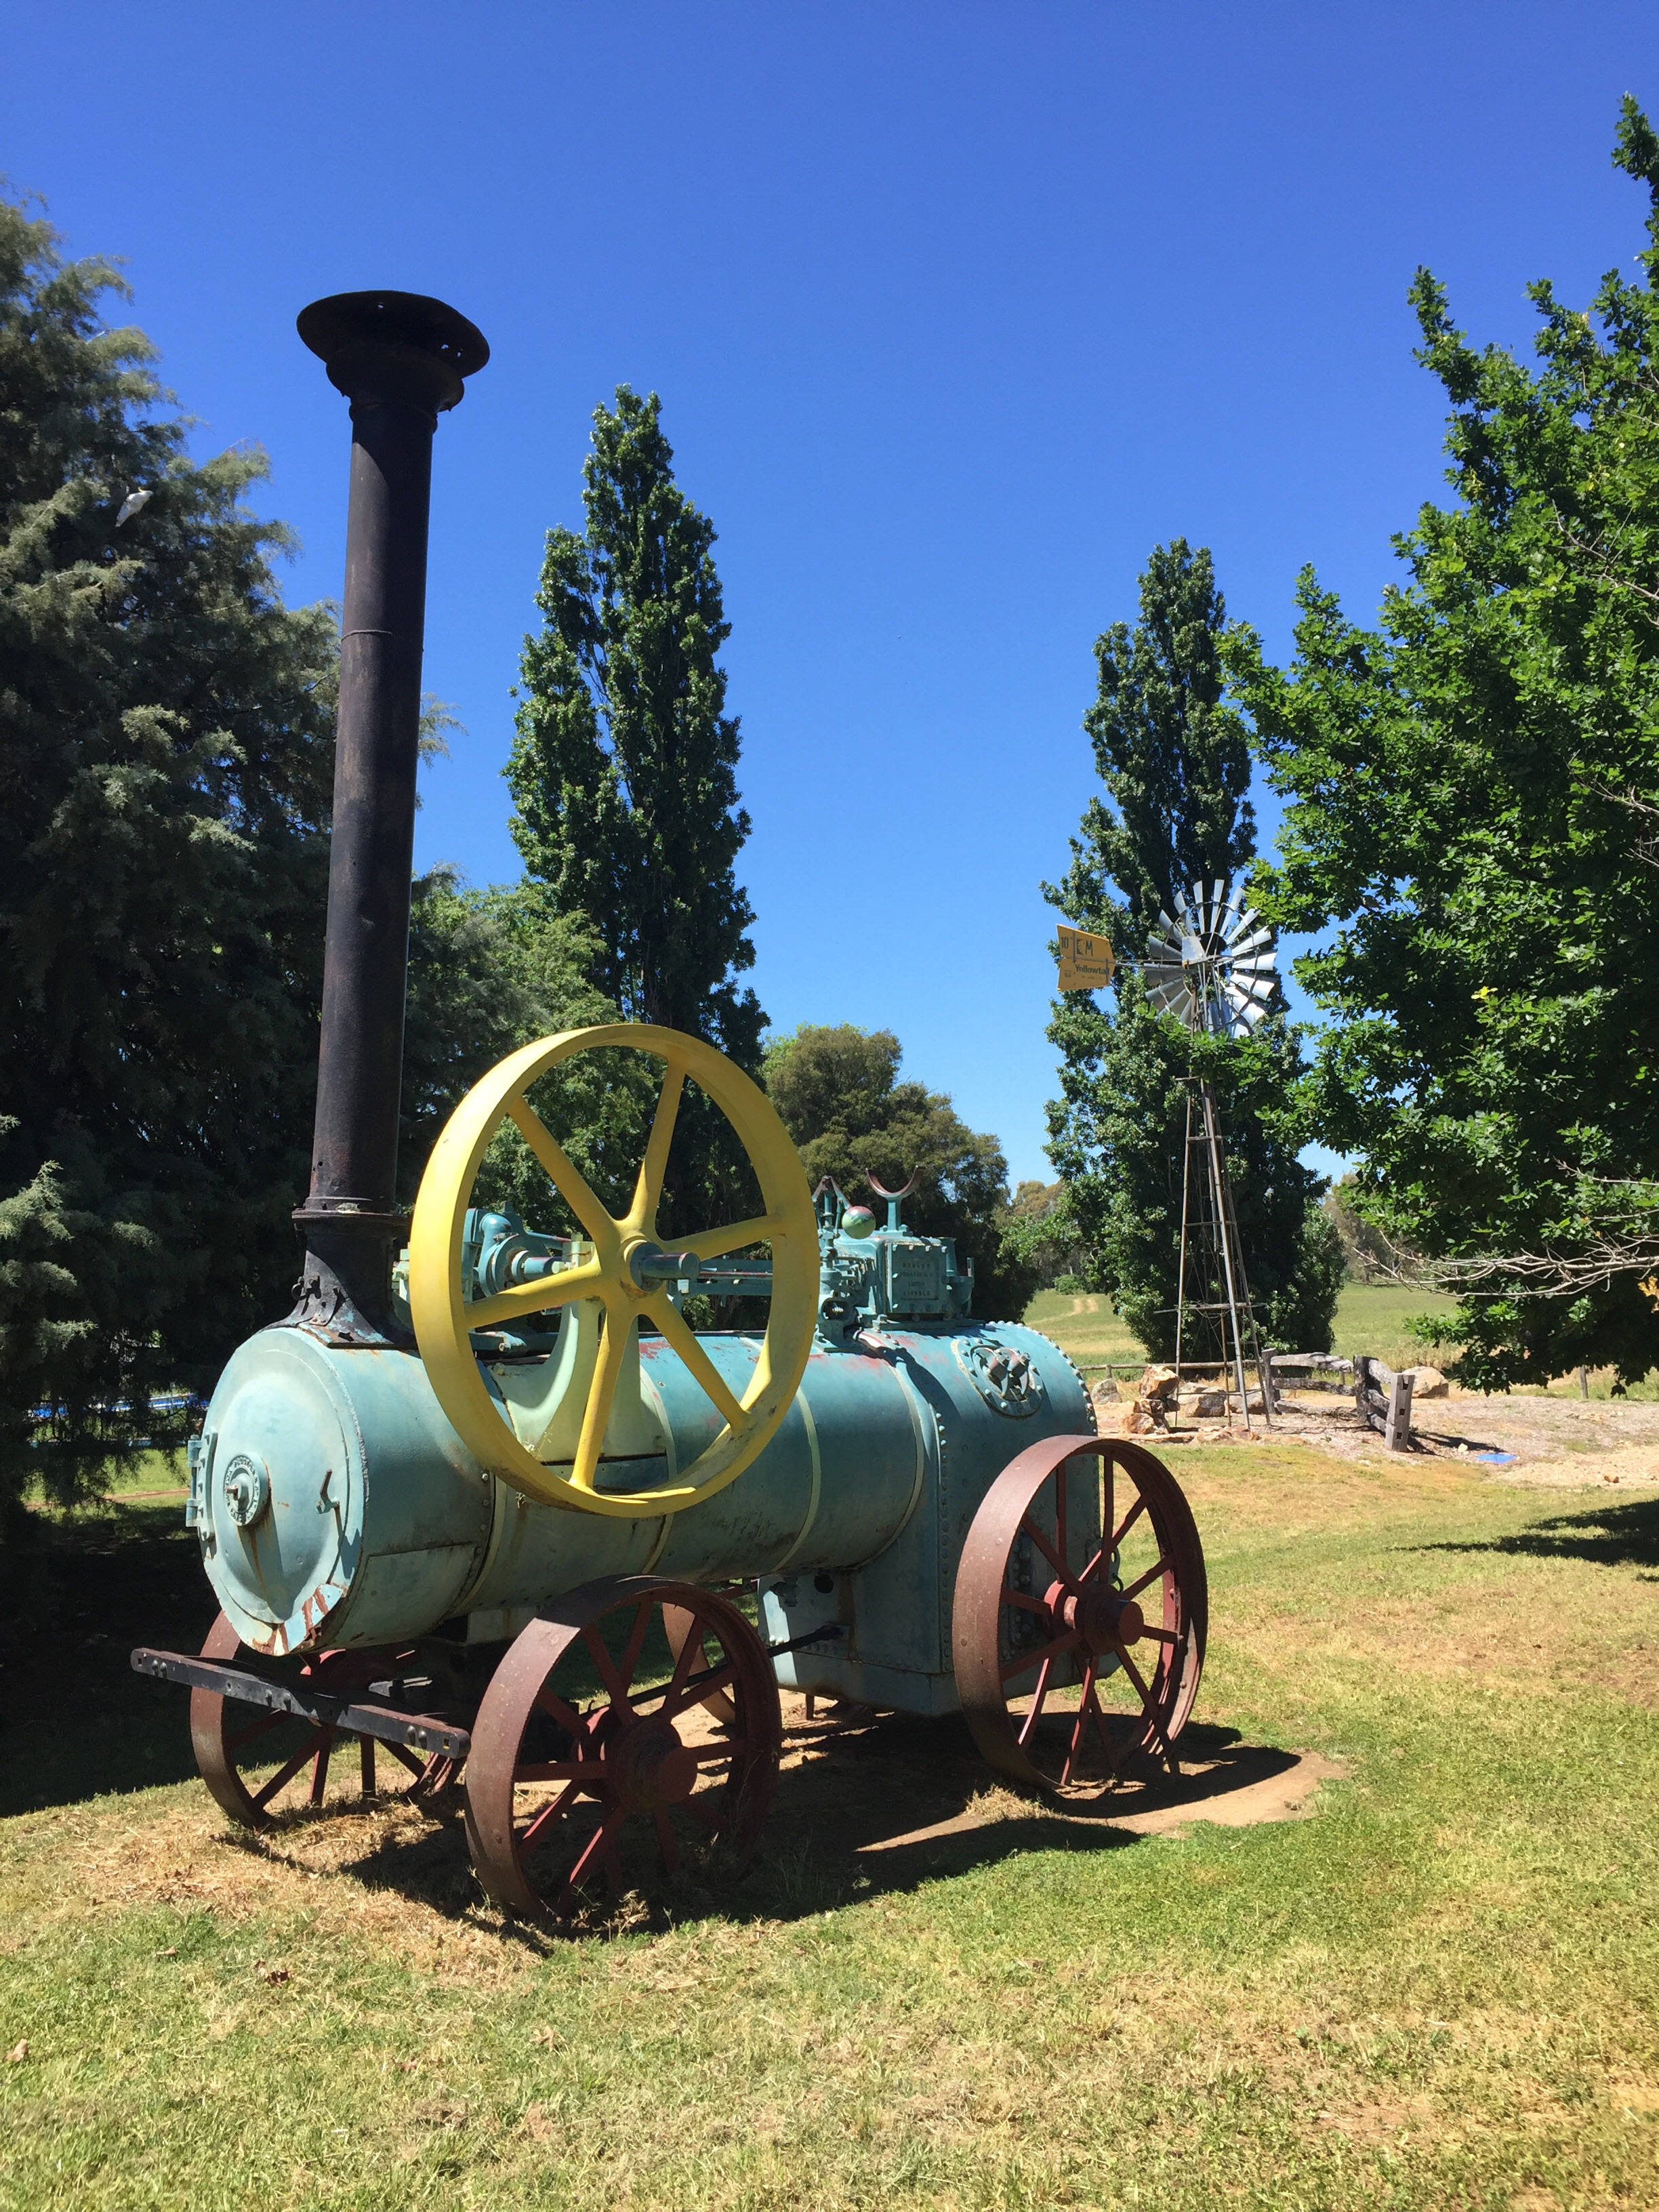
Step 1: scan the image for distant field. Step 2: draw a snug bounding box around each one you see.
[1023,1282,1659,1399]
[1024,1281,1460,1376]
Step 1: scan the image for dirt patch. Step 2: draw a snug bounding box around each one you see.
[1482,1443,1659,1490]
[858,1748,1346,1855]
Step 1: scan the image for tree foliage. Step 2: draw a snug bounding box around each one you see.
[1224,100,1659,1389]
[1045,541,1343,1358]
[507,387,764,1236]
[0,195,337,1511]
[763,1024,1038,1319]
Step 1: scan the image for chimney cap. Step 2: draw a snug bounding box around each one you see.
[297,291,489,380]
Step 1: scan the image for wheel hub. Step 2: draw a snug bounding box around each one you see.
[609,1718,697,1811]
[1047,1579,1144,1655]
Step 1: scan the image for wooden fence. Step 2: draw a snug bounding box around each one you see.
[1078,1350,1418,1451]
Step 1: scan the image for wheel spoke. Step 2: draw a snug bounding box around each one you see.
[360,1736,376,1795]
[1139,1623,1180,1647]
[225,1711,287,1755]
[1000,1627,1078,1683]
[1061,1662,1097,1785]
[308,1727,335,1807]
[583,1622,633,1709]
[617,1599,653,1690]
[1118,1646,1175,1759]
[1018,1513,1067,1582]
[676,1213,782,1263]
[518,1779,583,1856]
[1016,1654,1056,1747]
[649,1299,745,1427]
[1111,1495,1148,1551]
[1055,1466,1068,1572]
[506,1099,616,1246]
[630,1063,686,1232]
[563,1807,626,1893]
[688,1737,747,1763]
[572,1308,632,1490]
[659,1659,738,1723]
[1120,1556,1169,1603]
[382,1740,430,1779]
[466,1258,607,1331]
[1002,1585,1048,1615]
[253,1732,325,1809]
[533,1683,586,1736]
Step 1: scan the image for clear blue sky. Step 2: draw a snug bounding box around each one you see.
[5,3,1657,1184]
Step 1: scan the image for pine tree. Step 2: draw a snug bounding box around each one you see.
[1044,542,1343,1358]
[0,195,339,1512]
[506,388,765,1233]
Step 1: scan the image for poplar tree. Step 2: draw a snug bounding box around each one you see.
[506,388,765,1229]
[1044,541,1343,1356]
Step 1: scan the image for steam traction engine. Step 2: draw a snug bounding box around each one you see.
[132,292,1208,1921]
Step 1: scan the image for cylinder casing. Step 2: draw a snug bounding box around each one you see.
[191,1319,1092,1702]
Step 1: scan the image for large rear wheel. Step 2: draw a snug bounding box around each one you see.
[952,1435,1206,1793]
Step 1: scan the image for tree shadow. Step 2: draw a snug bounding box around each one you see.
[0,1503,217,1818]
[1418,1494,1659,1574]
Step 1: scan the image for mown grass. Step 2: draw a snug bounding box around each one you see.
[3,1450,1658,2209]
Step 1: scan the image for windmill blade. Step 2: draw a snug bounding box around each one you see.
[1145,930,1183,962]
[1228,985,1275,1025]
[1155,908,1179,941]
[1229,952,1278,979]
[1228,926,1275,959]
[1225,985,1270,1031]
[1221,902,1259,946]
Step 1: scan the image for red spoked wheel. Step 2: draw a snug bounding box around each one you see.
[952,1433,1206,1793]
[464,1578,781,1922]
[189,1612,459,1828]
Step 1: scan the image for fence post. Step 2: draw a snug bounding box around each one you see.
[1385,1367,1414,1453]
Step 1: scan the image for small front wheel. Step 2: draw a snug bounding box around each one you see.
[463,1579,781,1921]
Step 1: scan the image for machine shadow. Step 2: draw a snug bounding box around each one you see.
[330,1713,1297,1941]
[1418,1494,1659,1574]
[0,1503,217,1818]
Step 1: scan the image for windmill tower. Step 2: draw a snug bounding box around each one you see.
[1143,882,1277,1429]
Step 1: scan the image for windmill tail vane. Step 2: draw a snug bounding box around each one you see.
[1143,878,1277,1036]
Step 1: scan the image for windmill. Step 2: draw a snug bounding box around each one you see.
[1143,880,1277,1429]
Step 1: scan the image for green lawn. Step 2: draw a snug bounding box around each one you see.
[3,1452,1657,2209]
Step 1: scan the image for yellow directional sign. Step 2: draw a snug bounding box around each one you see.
[1056,924,1116,993]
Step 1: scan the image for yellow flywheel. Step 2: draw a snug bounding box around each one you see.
[409,1024,816,1518]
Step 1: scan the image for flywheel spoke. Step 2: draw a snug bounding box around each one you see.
[649,1299,745,1427]
[630,1063,685,1231]
[677,1212,783,1263]
[505,1098,615,1246]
